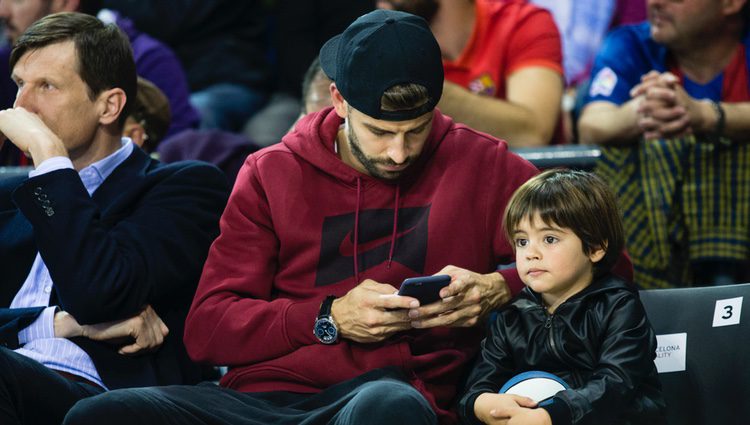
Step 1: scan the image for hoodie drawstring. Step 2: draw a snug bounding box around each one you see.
[351,179,400,281]
[387,184,400,269]
[353,177,362,284]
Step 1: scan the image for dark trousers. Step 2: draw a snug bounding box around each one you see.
[65,368,437,425]
[0,347,104,425]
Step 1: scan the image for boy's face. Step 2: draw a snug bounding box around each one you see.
[512,214,605,311]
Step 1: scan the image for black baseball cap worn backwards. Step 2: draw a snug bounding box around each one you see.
[319,9,444,121]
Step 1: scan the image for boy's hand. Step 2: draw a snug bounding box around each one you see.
[474,393,537,424]
[506,406,552,425]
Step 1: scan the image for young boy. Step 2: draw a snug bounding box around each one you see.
[458,169,666,425]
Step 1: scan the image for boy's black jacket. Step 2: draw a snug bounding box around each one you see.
[458,274,666,425]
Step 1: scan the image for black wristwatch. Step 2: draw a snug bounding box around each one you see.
[313,295,339,344]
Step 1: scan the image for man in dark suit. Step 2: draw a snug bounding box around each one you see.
[0,12,228,425]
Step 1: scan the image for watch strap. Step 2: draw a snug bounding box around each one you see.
[318,295,336,318]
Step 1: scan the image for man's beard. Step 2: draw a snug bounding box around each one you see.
[382,0,440,23]
[346,118,412,181]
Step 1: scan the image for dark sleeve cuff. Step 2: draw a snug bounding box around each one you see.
[540,397,573,425]
[0,307,46,349]
[285,297,327,346]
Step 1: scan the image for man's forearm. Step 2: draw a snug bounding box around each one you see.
[438,83,557,147]
[717,102,750,141]
[578,100,642,145]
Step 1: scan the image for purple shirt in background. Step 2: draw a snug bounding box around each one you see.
[612,0,647,27]
[100,9,199,137]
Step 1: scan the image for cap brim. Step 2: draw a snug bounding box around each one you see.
[319,34,342,81]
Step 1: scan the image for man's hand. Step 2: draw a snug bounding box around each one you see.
[630,71,712,140]
[331,279,416,343]
[474,393,539,425]
[0,107,66,164]
[70,305,169,355]
[408,266,511,329]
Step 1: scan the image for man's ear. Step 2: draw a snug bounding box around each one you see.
[330,83,349,119]
[97,88,127,126]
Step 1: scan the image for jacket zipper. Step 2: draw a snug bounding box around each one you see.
[545,309,583,388]
[544,313,562,361]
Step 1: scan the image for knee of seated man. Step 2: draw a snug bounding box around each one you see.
[63,389,147,425]
[347,379,436,424]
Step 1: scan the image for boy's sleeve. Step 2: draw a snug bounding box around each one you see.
[457,309,518,425]
[545,293,659,425]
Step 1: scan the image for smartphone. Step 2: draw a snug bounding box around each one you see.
[397,274,451,305]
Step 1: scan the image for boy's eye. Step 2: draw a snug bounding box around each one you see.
[544,236,558,244]
[514,238,528,247]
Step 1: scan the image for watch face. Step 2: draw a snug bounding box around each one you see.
[314,317,338,344]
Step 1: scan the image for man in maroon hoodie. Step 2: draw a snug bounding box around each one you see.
[64,9,539,425]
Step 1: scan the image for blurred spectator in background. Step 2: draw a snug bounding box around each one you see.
[157,129,260,188]
[531,0,617,88]
[530,0,647,143]
[0,0,198,165]
[378,0,564,146]
[295,56,332,121]
[531,0,617,143]
[578,0,750,288]
[125,77,171,154]
[102,0,272,132]
[243,0,374,147]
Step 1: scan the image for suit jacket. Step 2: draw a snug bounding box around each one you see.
[0,147,229,389]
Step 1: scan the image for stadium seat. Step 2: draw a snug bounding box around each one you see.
[639,283,750,425]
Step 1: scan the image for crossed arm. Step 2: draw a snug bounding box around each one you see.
[54,306,168,355]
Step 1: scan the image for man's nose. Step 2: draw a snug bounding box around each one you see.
[14,86,34,111]
[386,134,408,164]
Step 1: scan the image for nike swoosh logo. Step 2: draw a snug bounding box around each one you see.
[338,225,418,257]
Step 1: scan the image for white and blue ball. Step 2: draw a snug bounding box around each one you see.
[499,371,570,405]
